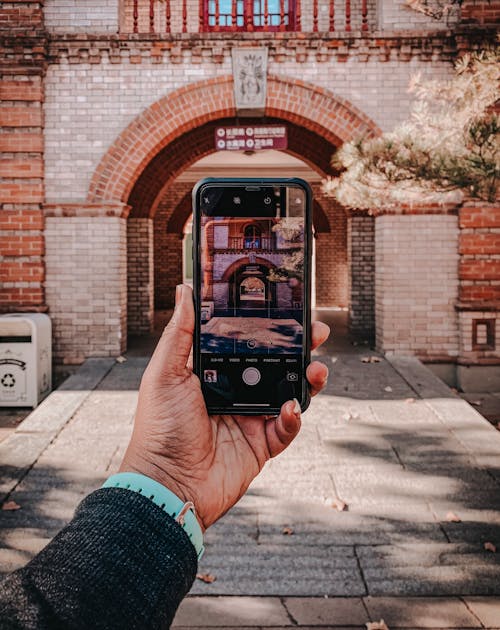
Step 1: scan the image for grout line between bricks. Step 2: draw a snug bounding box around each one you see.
[460,596,486,629]
[280,597,298,626]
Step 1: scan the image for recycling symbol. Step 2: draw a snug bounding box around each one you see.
[1,373,15,388]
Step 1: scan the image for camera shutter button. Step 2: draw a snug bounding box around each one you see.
[242,367,261,386]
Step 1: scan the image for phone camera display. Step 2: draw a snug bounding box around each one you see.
[197,183,308,411]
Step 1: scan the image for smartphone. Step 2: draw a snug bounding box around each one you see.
[192,178,312,416]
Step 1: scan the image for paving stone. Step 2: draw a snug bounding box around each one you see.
[463,597,500,627]
[67,390,136,435]
[283,597,367,626]
[369,400,443,426]
[192,544,365,596]
[386,356,455,399]
[172,596,290,627]
[331,463,457,508]
[0,432,55,498]
[357,543,500,596]
[321,423,399,465]
[363,596,482,627]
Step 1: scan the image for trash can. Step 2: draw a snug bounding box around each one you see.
[0,313,52,408]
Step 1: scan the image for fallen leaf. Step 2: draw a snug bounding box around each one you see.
[116,355,127,364]
[470,400,482,406]
[405,397,416,404]
[445,511,461,522]
[484,542,497,553]
[1,501,21,511]
[282,526,294,535]
[331,498,348,512]
[366,621,389,630]
[196,573,216,583]
[384,386,393,392]
[361,356,381,363]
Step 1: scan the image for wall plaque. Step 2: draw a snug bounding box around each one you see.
[232,47,268,117]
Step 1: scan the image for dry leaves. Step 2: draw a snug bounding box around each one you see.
[484,542,497,553]
[331,498,348,512]
[470,400,482,406]
[1,501,21,511]
[196,573,216,583]
[384,386,393,393]
[445,511,461,523]
[323,496,348,511]
[366,621,389,630]
[282,526,294,536]
[361,356,381,363]
[116,356,127,364]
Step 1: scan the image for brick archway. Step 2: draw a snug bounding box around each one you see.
[88,75,380,208]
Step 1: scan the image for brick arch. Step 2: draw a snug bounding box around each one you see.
[221,256,276,283]
[88,75,381,208]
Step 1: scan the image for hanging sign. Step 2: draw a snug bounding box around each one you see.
[215,125,288,151]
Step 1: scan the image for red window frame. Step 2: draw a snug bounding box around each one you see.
[202,0,297,32]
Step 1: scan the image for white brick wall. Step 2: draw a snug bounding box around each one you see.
[44,1,456,34]
[44,1,119,33]
[44,56,454,202]
[128,218,154,334]
[375,214,459,357]
[45,215,127,362]
[378,0,460,29]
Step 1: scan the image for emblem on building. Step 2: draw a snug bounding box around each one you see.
[232,47,268,117]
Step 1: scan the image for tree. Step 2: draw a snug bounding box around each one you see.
[322,46,499,210]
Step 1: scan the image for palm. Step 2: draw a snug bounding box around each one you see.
[148,374,277,529]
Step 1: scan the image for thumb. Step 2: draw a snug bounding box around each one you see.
[147,284,194,380]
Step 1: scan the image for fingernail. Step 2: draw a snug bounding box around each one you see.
[175,284,183,306]
[292,398,301,417]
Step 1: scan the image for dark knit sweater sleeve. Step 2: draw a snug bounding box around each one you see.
[0,488,198,630]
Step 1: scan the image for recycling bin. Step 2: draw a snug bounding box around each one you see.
[0,313,52,407]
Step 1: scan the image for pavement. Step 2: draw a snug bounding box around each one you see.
[1,310,500,628]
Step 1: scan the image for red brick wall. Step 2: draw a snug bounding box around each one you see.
[153,183,192,309]
[460,0,500,25]
[459,202,500,304]
[0,1,46,312]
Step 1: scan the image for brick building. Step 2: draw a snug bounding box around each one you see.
[1,1,498,389]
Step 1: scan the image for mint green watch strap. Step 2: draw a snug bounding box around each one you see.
[102,472,204,560]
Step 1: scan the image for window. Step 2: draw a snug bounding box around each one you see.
[244,224,261,249]
[204,0,295,31]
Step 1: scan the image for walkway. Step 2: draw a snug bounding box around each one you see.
[1,311,500,628]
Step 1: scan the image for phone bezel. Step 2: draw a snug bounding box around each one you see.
[192,177,312,415]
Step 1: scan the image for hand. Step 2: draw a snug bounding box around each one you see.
[119,285,330,531]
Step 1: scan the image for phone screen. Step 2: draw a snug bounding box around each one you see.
[194,180,310,413]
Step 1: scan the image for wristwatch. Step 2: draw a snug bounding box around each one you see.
[102,472,204,560]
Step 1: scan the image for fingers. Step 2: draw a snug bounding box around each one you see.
[306,361,329,397]
[311,321,330,352]
[265,398,301,458]
[147,284,194,380]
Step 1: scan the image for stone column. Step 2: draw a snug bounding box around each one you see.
[44,203,129,363]
[456,201,500,390]
[375,213,459,359]
[347,215,375,340]
[127,218,154,334]
[0,2,46,313]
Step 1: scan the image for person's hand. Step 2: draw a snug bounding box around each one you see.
[119,285,330,531]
